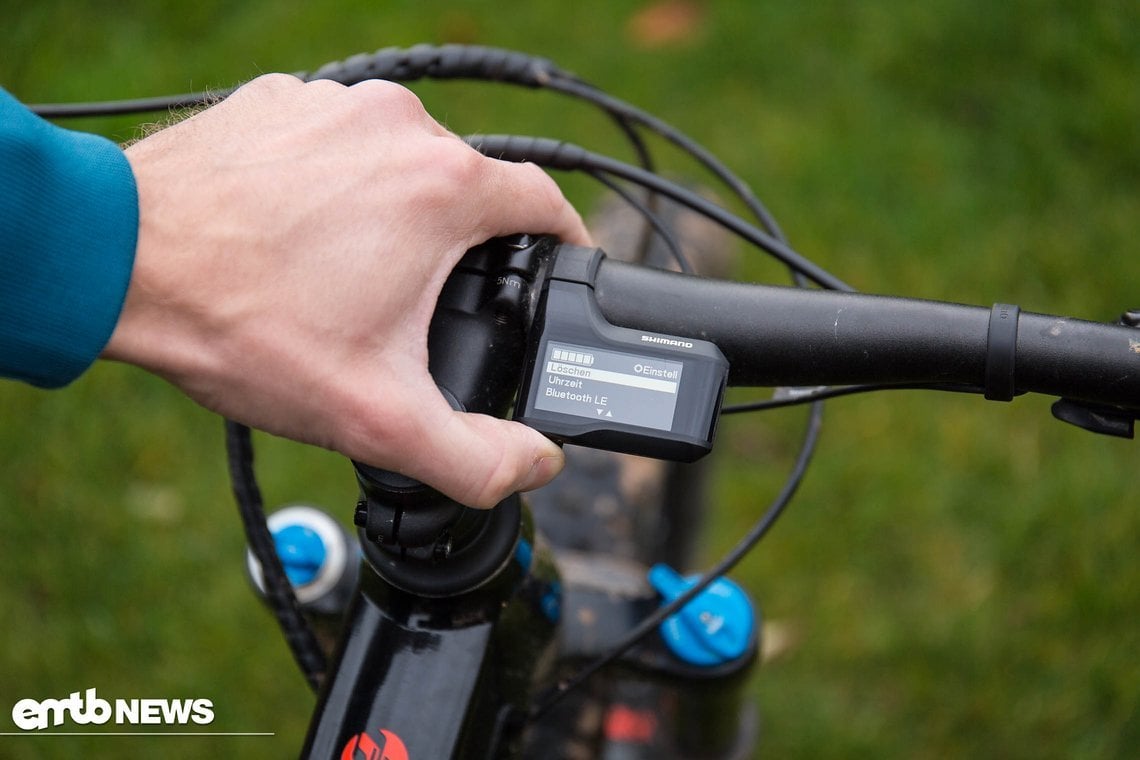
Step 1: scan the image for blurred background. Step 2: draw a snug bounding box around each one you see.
[1,1,1137,757]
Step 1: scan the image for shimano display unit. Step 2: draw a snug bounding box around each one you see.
[516,245,728,462]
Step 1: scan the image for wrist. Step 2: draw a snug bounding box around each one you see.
[101,143,223,387]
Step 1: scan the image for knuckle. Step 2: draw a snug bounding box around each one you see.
[415,143,484,205]
[243,72,302,94]
[300,77,348,96]
[440,143,485,186]
[348,79,430,122]
[522,164,564,214]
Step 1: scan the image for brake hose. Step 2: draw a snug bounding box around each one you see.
[225,420,327,692]
[35,43,847,719]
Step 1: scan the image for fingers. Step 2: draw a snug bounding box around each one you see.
[474,158,593,246]
[430,413,566,508]
[380,400,566,508]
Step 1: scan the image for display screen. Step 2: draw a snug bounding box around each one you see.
[533,341,684,431]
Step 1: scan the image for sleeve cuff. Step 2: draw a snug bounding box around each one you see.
[0,89,139,388]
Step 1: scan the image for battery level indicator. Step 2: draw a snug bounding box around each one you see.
[552,348,595,366]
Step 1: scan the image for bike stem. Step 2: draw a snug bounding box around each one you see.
[302,236,561,757]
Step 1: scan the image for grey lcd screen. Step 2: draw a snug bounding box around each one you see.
[534,341,684,431]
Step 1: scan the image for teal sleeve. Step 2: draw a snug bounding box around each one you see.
[0,87,138,388]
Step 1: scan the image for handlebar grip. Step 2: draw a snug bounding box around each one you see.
[593,260,1140,410]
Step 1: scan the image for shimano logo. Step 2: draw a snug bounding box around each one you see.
[641,335,693,349]
[11,688,214,731]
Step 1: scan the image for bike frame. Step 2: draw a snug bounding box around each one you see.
[303,501,557,759]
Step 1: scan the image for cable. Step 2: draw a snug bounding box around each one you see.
[34,44,843,719]
[540,76,787,242]
[463,62,838,720]
[586,170,692,273]
[29,90,227,118]
[530,400,824,720]
[27,44,665,268]
[225,420,326,692]
[25,44,775,243]
[483,68,837,722]
[467,134,852,291]
[289,52,838,728]
[722,383,988,414]
[26,44,777,257]
[587,151,849,289]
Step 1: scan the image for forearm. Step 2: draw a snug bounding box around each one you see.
[0,88,138,388]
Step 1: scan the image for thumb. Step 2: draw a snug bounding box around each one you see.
[399,405,565,508]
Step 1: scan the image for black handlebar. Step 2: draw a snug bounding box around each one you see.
[593,259,1140,410]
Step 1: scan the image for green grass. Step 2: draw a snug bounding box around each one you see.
[2,1,1138,757]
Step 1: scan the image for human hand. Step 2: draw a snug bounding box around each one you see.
[102,74,590,507]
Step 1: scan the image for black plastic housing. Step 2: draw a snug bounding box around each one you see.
[515,247,728,462]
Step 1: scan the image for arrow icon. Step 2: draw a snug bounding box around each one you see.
[596,408,605,415]
[606,411,613,418]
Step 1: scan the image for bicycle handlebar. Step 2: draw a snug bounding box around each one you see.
[592,258,1140,409]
